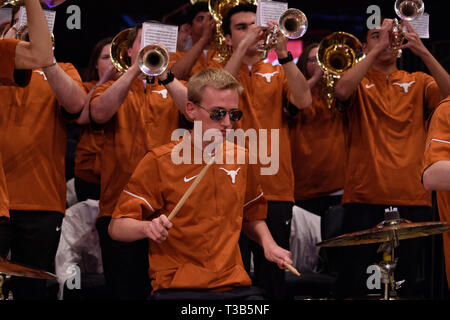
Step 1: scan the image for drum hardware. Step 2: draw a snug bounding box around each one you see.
[317,206,450,300]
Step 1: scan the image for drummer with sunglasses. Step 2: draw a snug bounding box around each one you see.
[109,68,293,300]
[209,3,312,300]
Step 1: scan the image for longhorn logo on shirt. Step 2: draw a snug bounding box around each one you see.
[219,167,240,184]
[393,81,415,93]
[151,89,168,99]
[255,71,279,83]
[33,70,47,81]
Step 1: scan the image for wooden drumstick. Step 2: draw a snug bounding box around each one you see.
[283,261,301,277]
[167,157,215,221]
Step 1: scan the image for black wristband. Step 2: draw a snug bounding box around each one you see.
[158,70,175,86]
[278,51,293,65]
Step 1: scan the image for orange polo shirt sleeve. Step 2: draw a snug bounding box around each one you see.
[243,161,267,222]
[422,96,450,290]
[114,150,164,221]
[0,39,32,87]
[421,72,442,116]
[90,80,114,110]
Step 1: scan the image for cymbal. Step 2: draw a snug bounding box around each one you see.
[0,257,56,280]
[317,221,450,247]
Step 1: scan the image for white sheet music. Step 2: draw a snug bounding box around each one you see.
[256,0,288,26]
[408,13,430,39]
[18,6,56,33]
[0,8,12,24]
[141,22,178,53]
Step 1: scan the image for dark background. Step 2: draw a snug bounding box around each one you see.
[45,0,449,76]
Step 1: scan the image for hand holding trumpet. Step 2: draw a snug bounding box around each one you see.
[265,20,288,58]
[400,20,428,58]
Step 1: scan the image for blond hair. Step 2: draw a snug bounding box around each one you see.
[188,68,243,104]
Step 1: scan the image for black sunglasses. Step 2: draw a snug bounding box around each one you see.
[195,103,243,122]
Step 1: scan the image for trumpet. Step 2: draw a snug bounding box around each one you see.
[1,0,65,45]
[317,32,365,109]
[395,0,424,21]
[137,44,169,77]
[0,0,19,6]
[257,8,308,59]
[16,24,55,49]
[110,28,169,77]
[391,0,424,58]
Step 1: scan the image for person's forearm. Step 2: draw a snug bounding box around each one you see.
[308,73,322,89]
[75,89,96,125]
[171,37,209,80]
[164,78,188,116]
[282,61,312,109]
[224,44,247,78]
[90,65,140,124]
[108,217,148,242]
[14,0,53,69]
[43,64,86,114]
[243,220,277,250]
[423,160,450,191]
[334,48,381,101]
[420,51,450,99]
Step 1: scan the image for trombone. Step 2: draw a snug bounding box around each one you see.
[110,28,169,77]
[391,0,424,58]
[317,32,365,109]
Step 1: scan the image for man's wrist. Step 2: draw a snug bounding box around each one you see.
[417,47,431,60]
[278,51,293,65]
[276,49,289,58]
[42,57,57,70]
[158,69,175,85]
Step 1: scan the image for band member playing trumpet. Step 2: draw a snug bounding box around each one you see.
[108,68,293,300]
[208,3,311,300]
[333,18,450,298]
[0,1,87,300]
[422,95,450,294]
[0,0,53,86]
[89,23,189,300]
[170,1,217,80]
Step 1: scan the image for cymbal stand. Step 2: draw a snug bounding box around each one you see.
[376,207,404,300]
[377,231,399,300]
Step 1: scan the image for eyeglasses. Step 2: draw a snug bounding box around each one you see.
[195,103,243,122]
